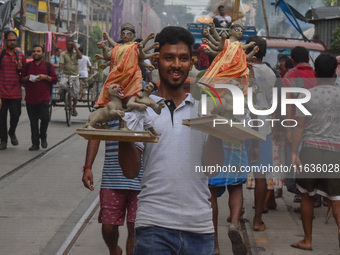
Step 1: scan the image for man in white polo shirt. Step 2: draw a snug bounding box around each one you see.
[119,26,224,255]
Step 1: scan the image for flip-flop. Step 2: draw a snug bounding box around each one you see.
[253,221,266,231]
[290,242,313,251]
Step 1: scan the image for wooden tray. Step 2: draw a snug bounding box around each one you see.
[76,128,159,143]
[182,115,266,143]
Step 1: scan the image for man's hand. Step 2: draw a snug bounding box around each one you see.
[38,74,49,80]
[292,153,301,174]
[82,168,94,191]
[70,41,77,49]
[15,60,23,70]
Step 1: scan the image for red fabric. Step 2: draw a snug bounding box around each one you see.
[98,189,140,225]
[0,49,26,99]
[282,63,317,119]
[197,46,209,70]
[282,63,316,89]
[22,60,58,105]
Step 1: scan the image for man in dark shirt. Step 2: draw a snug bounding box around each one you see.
[21,45,58,150]
[0,30,25,150]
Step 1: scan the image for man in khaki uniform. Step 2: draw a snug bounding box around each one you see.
[59,39,82,116]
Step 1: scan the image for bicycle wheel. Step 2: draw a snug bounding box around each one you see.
[65,91,72,126]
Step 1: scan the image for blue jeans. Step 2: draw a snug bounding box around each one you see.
[134,226,214,255]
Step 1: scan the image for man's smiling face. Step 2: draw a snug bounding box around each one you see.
[157,42,193,90]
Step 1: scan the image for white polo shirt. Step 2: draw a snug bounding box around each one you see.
[135,94,214,234]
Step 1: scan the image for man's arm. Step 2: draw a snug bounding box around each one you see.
[291,116,306,169]
[38,63,58,84]
[72,42,82,59]
[82,139,101,191]
[20,64,29,83]
[87,57,92,74]
[118,142,142,179]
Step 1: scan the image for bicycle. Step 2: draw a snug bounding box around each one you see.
[50,75,79,127]
[49,72,101,126]
[79,71,100,111]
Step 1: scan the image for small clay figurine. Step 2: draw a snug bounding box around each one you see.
[85,84,125,129]
[122,82,165,136]
[127,82,165,114]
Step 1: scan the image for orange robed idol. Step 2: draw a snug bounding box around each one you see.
[199,39,249,96]
[96,41,143,107]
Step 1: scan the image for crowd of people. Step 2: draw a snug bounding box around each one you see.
[81,21,340,255]
[1,5,340,255]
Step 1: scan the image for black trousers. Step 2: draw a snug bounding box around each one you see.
[26,101,50,146]
[0,98,22,143]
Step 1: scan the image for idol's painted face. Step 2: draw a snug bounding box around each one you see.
[121,29,134,43]
[230,27,243,40]
[157,42,193,90]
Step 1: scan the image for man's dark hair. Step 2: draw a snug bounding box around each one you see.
[78,46,84,53]
[218,5,224,10]
[315,53,337,78]
[291,46,309,63]
[246,36,267,60]
[55,47,61,52]
[67,38,74,43]
[32,44,44,53]
[284,57,293,69]
[4,30,17,40]
[154,26,194,57]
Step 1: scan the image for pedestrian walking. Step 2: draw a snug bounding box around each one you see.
[21,45,58,150]
[82,119,142,255]
[119,26,224,255]
[0,30,25,150]
[291,53,340,251]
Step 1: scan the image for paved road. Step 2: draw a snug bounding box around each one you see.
[0,105,339,255]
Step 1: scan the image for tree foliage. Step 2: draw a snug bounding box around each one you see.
[323,0,339,6]
[329,25,340,55]
[88,25,103,66]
